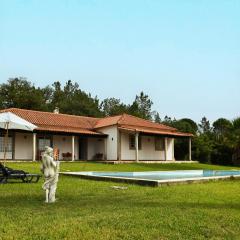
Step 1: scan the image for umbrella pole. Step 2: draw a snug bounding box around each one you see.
[3,122,9,166]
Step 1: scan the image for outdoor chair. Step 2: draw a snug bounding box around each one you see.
[0,163,41,184]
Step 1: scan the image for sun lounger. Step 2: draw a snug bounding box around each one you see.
[0,163,41,183]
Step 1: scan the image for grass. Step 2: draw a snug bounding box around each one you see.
[1,162,240,240]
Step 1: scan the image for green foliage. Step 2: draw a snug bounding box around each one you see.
[172,118,198,135]
[233,117,240,129]
[198,116,211,134]
[0,77,48,111]
[128,91,153,120]
[51,80,103,117]
[100,98,128,116]
[153,111,161,123]
[193,134,213,163]
[213,118,232,140]
[100,91,155,120]
[162,115,174,126]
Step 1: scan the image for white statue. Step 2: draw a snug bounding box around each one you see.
[40,146,60,203]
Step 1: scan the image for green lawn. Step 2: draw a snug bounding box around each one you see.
[1,162,240,240]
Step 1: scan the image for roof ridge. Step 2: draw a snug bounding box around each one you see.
[94,114,123,126]
[117,113,126,125]
[119,113,177,130]
[2,107,100,120]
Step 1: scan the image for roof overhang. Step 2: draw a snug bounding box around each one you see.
[34,125,107,137]
[118,126,193,138]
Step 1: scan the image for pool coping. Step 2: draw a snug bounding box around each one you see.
[60,171,240,187]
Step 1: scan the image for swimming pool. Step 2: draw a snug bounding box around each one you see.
[62,170,240,186]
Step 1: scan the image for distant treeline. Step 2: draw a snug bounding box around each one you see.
[0,78,239,165]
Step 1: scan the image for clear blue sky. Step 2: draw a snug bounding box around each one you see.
[0,0,239,123]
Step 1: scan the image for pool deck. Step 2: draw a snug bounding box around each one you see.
[61,171,240,187]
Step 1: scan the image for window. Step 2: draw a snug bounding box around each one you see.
[38,138,52,151]
[0,134,13,152]
[155,137,165,151]
[129,134,142,150]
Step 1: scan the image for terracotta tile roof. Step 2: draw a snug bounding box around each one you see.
[0,108,192,137]
[95,114,192,137]
[0,108,103,135]
[94,115,123,128]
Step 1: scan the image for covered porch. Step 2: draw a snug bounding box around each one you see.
[0,130,107,161]
[116,127,192,162]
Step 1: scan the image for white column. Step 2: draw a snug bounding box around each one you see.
[164,137,168,161]
[189,138,192,161]
[72,135,75,161]
[117,130,121,161]
[172,138,175,161]
[135,132,139,162]
[32,133,36,161]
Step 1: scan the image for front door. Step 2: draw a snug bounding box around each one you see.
[79,138,88,160]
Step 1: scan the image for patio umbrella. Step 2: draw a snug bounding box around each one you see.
[0,112,37,164]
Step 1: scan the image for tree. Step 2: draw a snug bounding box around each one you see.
[198,116,211,134]
[128,91,153,120]
[193,134,213,163]
[213,118,232,141]
[162,115,173,126]
[233,117,240,130]
[230,117,240,147]
[0,77,48,111]
[100,98,128,116]
[49,80,102,117]
[152,111,161,123]
[169,118,198,160]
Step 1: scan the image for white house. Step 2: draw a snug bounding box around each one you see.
[0,108,193,162]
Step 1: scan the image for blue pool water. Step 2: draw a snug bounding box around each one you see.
[86,170,240,181]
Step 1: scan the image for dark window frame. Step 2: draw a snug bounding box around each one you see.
[129,134,142,150]
[155,137,165,151]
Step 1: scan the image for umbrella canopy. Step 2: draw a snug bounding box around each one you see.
[0,112,38,164]
[0,112,37,131]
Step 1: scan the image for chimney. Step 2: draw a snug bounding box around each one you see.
[53,107,59,114]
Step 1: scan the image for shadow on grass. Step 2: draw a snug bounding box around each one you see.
[0,192,239,212]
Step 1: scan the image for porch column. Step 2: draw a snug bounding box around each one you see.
[72,135,75,161]
[172,138,175,161]
[189,137,192,161]
[104,138,107,160]
[164,137,168,161]
[117,130,121,161]
[32,133,36,161]
[135,132,139,162]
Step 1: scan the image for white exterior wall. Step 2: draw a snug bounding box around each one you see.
[10,130,175,161]
[0,152,13,159]
[121,133,165,160]
[53,135,79,160]
[97,126,118,160]
[14,134,80,160]
[87,138,105,160]
[14,132,33,160]
[120,132,174,161]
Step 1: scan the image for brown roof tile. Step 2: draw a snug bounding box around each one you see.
[0,108,102,135]
[0,108,192,137]
[95,114,192,137]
